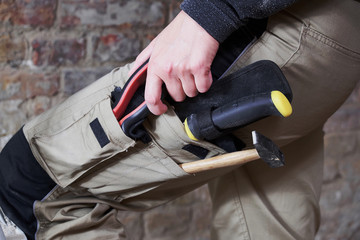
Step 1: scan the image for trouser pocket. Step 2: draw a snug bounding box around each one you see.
[23,64,225,197]
[23,69,136,187]
[65,105,227,201]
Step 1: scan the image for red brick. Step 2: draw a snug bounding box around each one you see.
[93,33,140,62]
[31,38,86,66]
[13,0,56,27]
[1,0,57,27]
[0,70,59,100]
[23,73,60,98]
[31,39,50,66]
[51,39,86,65]
[22,96,52,117]
[60,15,81,27]
[0,34,26,67]
[0,1,14,22]
[60,1,165,28]
[62,67,111,95]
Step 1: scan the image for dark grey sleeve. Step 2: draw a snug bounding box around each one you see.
[180,0,297,42]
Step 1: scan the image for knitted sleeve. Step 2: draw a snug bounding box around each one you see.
[180,0,297,42]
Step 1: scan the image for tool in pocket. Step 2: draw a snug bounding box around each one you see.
[110,20,293,144]
[110,23,263,142]
[112,58,293,143]
[111,59,151,142]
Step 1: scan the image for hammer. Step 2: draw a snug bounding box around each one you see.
[180,131,284,174]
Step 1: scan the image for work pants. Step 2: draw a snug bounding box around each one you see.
[0,0,359,239]
[210,0,360,239]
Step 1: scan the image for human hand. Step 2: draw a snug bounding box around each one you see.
[128,11,219,115]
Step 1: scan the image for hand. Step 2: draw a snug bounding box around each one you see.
[128,11,219,115]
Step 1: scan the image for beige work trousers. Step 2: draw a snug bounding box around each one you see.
[23,0,360,239]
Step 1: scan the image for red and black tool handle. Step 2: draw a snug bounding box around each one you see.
[111,59,150,138]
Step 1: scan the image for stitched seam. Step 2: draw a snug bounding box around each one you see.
[304,27,360,60]
[280,24,304,68]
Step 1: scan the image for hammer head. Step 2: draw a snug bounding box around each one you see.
[252,131,285,168]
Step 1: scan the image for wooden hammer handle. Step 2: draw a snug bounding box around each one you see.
[180,149,260,174]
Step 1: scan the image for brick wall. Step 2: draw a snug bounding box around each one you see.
[0,1,359,239]
[317,80,360,240]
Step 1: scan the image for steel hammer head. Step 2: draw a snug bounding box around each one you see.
[252,131,285,168]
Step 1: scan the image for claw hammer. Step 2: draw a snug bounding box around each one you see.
[180,131,285,173]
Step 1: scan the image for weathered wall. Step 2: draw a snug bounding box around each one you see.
[317,80,360,240]
[0,1,359,239]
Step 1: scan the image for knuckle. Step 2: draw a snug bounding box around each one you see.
[163,63,174,76]
[196,63,211,77]
[193,61,207,72]
[146,95,160,106]
[201,65,211,76]
[178,62,191,74]
[178,63,187,74]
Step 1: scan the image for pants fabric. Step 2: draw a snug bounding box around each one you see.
[1,0,359,239]
[210,0,360,239]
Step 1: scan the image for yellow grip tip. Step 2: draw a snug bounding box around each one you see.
[271,90,293,117]
[184,118,199,141]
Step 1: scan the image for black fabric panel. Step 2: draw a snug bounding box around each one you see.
[90,118,110,148]
[0,128,56,240]
[182,144,209,159]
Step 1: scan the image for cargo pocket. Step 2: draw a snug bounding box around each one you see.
[26,97,136,188]
[104,107,227,200]
[144,106,226,172]
[69,105,227,202]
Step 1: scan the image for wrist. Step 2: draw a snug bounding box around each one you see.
[180,0,238,42]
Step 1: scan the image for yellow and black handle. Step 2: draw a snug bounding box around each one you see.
[184,90,292,141]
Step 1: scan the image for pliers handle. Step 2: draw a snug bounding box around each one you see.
[112,59,150,138]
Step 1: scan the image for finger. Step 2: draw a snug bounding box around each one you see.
[165,77,186,102]
[194,66,213,93]
[152,60,186,102]
[145,72,168,115]
[128,39,156,77]
[179,72,198,98]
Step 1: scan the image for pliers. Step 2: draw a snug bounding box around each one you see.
[111,59,150,139]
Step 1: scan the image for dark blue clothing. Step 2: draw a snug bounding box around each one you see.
[0,128,56,239]
[181,0,297,42]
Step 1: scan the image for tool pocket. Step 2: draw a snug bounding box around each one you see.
[144,106,226,166]
[23,64,225,200]
[72,106,227,202]
[24,70,136,188]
